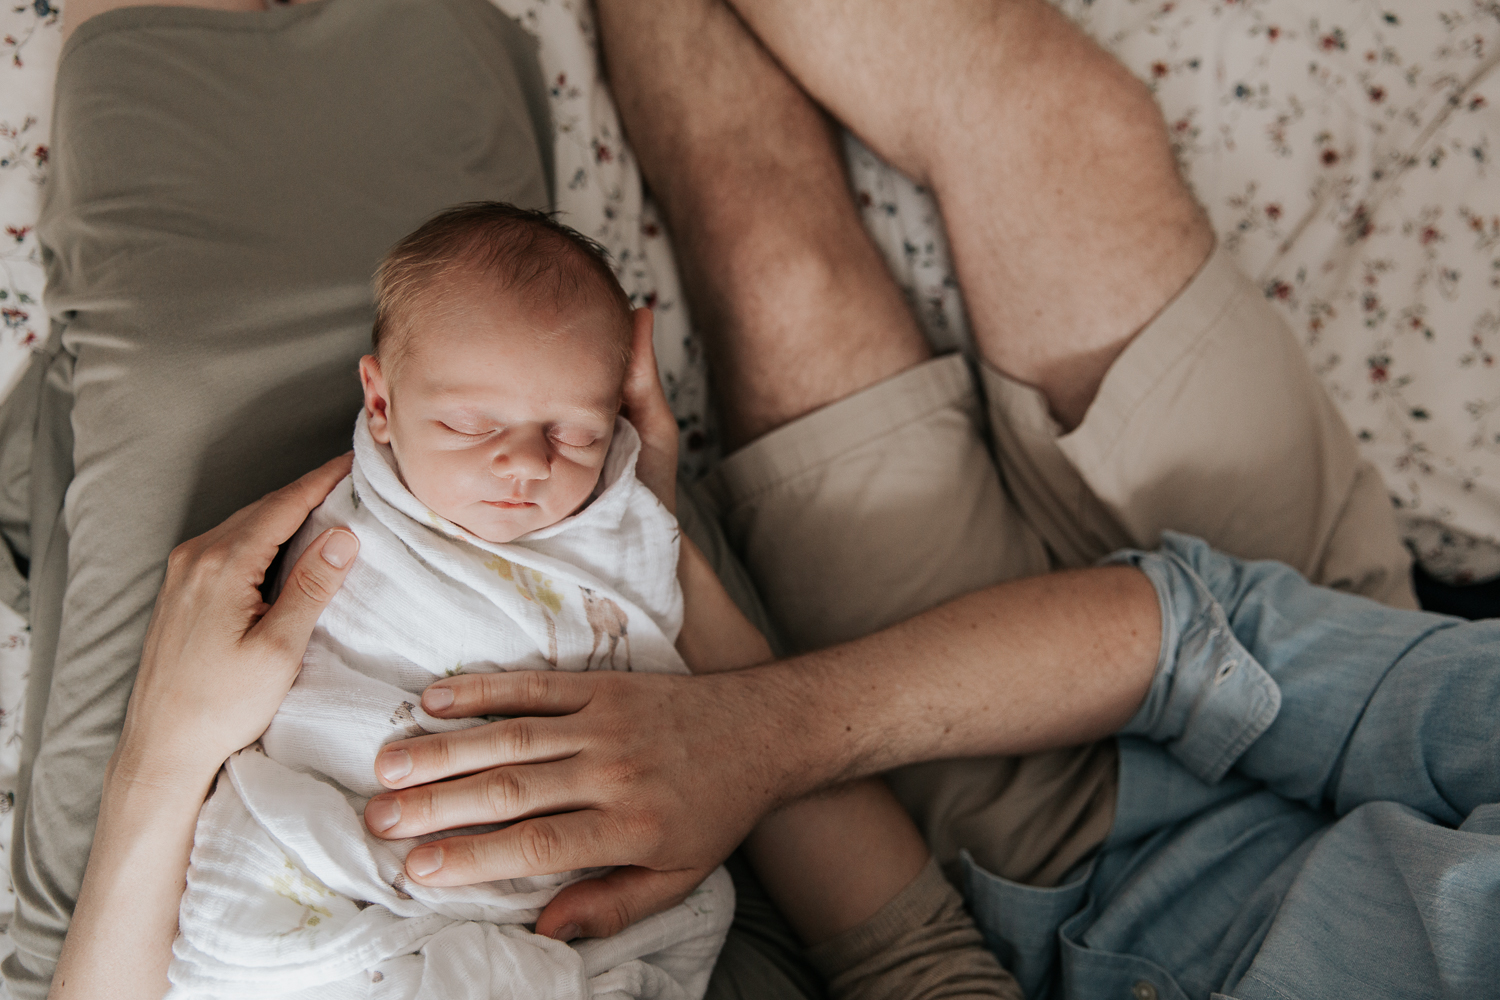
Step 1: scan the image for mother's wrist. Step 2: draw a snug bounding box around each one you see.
[108,726,225,804]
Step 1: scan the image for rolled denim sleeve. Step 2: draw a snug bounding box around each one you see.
[1106,535,1281,785]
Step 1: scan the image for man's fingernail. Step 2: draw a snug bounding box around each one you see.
[552,923,581,943]
[376,749,412,783]
[408,845,442,877]
[366,797,400,832]
[322,529,358,568]
[423,687,454,712]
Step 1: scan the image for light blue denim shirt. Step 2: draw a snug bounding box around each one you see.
[961,533,1500,1000]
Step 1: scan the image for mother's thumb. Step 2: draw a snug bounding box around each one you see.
[258,528,358,648]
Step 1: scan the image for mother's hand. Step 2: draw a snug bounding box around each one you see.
[620,306,679,514]
[115,453,360,788]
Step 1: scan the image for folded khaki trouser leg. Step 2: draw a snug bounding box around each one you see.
[984,242,1417,607]
[705,354,1049,652]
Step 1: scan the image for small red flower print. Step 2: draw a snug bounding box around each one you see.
[1151,61,1169,79]
[1420,226,1440,245]
[4,226,30,243]
[1321,149,1340,166]
[1470,95,1488,112]
[642,221,659,238]
[1366,50,1377,63]
[1320,29,1346,52]
[858,191,872,208]
[556,73,567,87]
[1367,355,1390,382]
[1267,25,1280,40]
[20,332,36,348]
[1368,86,1385,103]
[33,145,46,166]
[1349,204,1373,240]
[643,291,658,309]
[1363,293,1380,313]
[1266,279,1292,301]
[1265,203,1282,221]
[0,307,26,328]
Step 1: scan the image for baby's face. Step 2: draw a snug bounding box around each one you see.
[361,284,626,544]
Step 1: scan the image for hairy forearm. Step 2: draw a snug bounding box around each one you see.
[731,564,1162,798]
[49,752,216,1000]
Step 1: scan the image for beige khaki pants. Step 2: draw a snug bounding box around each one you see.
[704,243,1416,887]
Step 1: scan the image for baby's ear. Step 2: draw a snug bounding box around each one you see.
[359,355,394,444]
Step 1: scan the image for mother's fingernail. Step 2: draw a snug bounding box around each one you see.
[322,529,358,568]
[422,686,454,712]
[376,749,412,783]
[366,797,400,832]
[408,845,442,877]
[552,923,581,943]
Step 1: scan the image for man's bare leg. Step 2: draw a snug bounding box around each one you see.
[596,0,930,450]
[727,0,1214,429]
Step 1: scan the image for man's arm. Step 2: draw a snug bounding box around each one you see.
[361,562,1162,935]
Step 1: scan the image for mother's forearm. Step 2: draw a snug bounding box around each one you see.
[48,752,217,1000]
[750,564,1163,791]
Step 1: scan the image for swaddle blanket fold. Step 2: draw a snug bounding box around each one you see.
[167,413,733,1000]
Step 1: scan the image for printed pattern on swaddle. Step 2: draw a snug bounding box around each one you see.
[166,413,732,1000]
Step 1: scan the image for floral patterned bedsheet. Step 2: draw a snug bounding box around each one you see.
[0,0,1498,981]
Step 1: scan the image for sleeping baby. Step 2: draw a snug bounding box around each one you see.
[168,203,731,1000]
[169,202,1019,1000]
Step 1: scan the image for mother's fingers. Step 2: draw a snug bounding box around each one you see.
[237,452,354,548]
[254,527,359,654]
[365,756,590,839]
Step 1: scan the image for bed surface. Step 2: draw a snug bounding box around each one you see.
[1,0,1498,987]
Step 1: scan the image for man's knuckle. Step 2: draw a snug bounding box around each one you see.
[481,768,526,818]
[500,718,536,760]
[518,669,552,705]
[517,820,565,870]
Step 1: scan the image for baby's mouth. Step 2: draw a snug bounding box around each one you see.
[483,499,537,509]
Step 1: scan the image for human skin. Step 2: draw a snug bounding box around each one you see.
[46,314,683,1000]
[364,0,1209,938]
[360,278,637,544]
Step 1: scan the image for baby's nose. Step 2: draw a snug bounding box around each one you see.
[491,429,550,480]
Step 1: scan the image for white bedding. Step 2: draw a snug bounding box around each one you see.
[1,0,1499,984]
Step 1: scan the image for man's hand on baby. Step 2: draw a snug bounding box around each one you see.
[363,668,789,940]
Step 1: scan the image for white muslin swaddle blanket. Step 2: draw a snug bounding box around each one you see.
[167,413,733,1000]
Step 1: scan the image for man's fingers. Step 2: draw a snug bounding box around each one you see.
[420,668,598,719]
[399,809,628,887]
[364,758,588,838]
[536,865,707,942]
[373,714,582,790]
[254,528,358,653]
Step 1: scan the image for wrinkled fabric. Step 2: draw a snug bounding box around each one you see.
[964,534,1500,1000]
[168,412,732,999]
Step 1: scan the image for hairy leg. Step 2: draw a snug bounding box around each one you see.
[596,0,930,450]
[728,0,1215,429]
